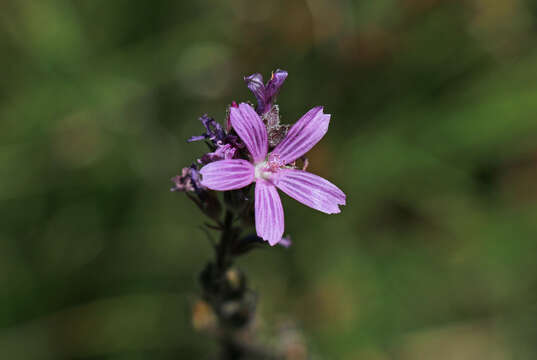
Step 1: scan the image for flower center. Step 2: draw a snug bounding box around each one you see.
[254,154,283,181]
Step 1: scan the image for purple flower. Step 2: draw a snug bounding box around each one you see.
[199,103,346,246]
[244,70,288,115]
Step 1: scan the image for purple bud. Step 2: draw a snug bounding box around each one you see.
[244,69,288,115]
[227,101,239,131]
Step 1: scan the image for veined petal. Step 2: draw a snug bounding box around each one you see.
[255,181,284,246]
[264,70,288,111]
[276,169,346,214]
[199,159,254,191]
[230,103,268,162]
[244,73,266,113]
[272,106,330,164]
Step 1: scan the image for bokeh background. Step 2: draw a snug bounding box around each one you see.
[2,0,537,359]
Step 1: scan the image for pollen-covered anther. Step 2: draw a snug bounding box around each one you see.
[267,153,284,170]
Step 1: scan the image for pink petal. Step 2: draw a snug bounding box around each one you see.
[275,169,346,214]
[272,106,330,164]
[230,103,268,163]
[199,159,254,191]
[255,181,284,246]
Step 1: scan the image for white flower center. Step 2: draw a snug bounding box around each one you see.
[254,161,271,180]
[254,154,284,182]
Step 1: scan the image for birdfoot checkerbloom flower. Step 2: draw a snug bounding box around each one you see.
[199,103,346,246]
[172,69,346,357]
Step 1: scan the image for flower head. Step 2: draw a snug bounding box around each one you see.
[199,103,346,246]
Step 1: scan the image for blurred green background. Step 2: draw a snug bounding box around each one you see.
[2,0,537,359]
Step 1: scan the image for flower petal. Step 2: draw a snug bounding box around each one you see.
[275,169,346,214]
[272,106,330,164]
[244,73,266,113]
[255,181,284,246]
[199,159,254,191]
[264,69,288,106]
[230,103,268,163]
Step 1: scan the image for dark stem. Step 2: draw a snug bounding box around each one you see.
[200,209,248,360]
[217,210,241,360]
[200,207,282,359]
[216,210,234,272]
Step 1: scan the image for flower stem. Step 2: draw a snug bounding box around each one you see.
[199,209,250,359]
[216,210,235,272]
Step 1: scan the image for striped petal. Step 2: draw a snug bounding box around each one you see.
[276,169,346,214]
[199,159,254,191]
[230,103,268,163]
[255,181,284,246]
[272,106,330,164]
